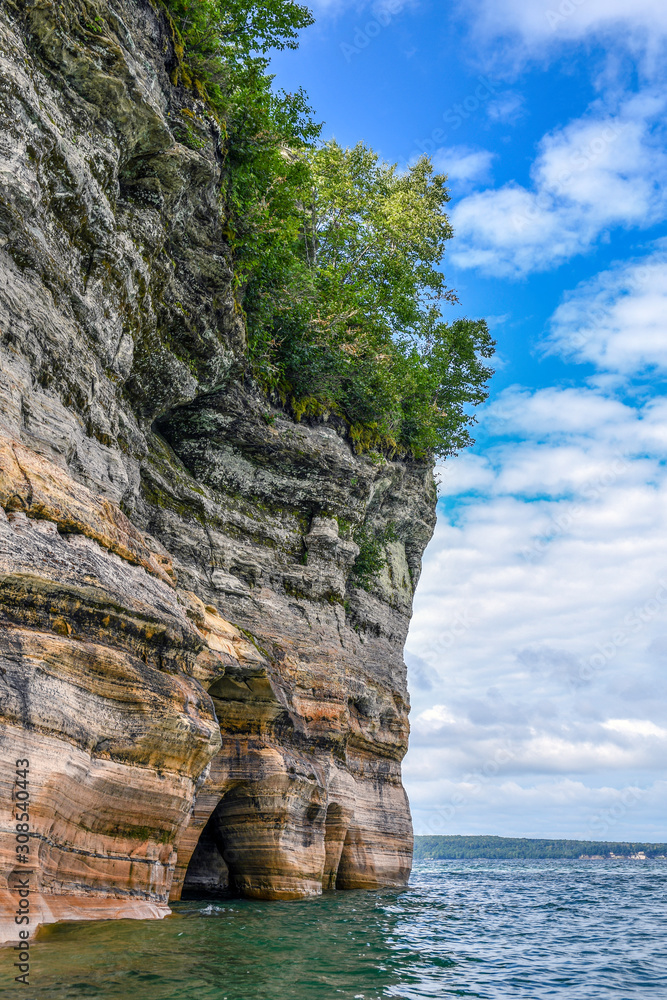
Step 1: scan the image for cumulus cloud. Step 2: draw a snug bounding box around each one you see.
[546,249,667,374]
[450,96,667,275]
[469,0,667,50]
[431,146,496,185]
[399,0,667,841]
[405,372,667,838]
[436,452,495,495]
[463,0,667,94]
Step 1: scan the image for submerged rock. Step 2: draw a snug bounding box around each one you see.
[0,0,436,939]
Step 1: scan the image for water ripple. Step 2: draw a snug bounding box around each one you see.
[0,859,665,999]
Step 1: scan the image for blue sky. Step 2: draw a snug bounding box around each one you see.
[271,0,667,841]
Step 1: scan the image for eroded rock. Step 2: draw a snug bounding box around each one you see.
[0,0,437,941]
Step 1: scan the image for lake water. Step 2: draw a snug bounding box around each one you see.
[1,859,665,998]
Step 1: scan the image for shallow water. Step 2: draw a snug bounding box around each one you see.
[1,859,666,999]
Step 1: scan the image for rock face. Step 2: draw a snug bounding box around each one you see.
[0,0,436,939]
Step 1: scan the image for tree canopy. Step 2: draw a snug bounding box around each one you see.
[245,141,494,457]
[162,0,495,458]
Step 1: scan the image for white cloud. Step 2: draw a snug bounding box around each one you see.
[547,250,667,373]
[450,97,667,275]
[464,0,667,91]
[435,452,495,495]
[432,146,496,185]
[470,0,667,49]
[603,718,667,738]
[486,90,526,124]
[398,0,667,843]
[413,704,459,731]
[405,376,667,838]
[484,385,633,437]
[409,776,666,840]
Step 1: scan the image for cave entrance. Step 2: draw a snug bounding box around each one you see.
[181,807,231,900]
[323,802,349,890]
[181,789,353,898]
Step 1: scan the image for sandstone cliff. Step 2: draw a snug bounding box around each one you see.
[0,0,436,939]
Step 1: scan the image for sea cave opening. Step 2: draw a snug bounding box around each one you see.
[323,802,350,890]
[182,788,353,900]
[181,804,232,900]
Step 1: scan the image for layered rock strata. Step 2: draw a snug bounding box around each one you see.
[0,0,437,940]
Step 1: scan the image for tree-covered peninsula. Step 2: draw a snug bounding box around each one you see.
[414,836,667,860]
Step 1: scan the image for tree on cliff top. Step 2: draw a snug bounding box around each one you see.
[244,141,495,458]
[163,0,313,58]
[163,0,495,458]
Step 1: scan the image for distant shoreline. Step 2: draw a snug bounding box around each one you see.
[414,835,667,860]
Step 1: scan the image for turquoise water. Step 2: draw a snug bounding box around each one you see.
[1,859,666,998]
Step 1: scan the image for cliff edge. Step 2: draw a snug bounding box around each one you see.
[0,0,437,938]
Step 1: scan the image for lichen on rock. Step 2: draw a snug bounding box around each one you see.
[0,0,437,941]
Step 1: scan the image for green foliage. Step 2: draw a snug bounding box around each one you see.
[414,836,667,860]
[160,1,495,459]
[162,0,312,59]
[351,524,397,590]
[244,141,495,458]
[160,0,321,272]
